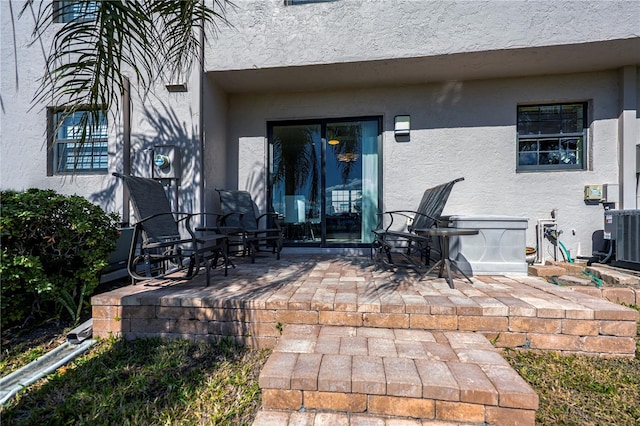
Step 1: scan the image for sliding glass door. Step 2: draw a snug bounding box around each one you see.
[271,123,322,243]
[270,117,380,246]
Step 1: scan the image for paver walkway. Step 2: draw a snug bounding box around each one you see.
[256,325,538,425]
[91,255,639,424]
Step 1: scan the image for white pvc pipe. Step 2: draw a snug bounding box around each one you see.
[0,339,96,405]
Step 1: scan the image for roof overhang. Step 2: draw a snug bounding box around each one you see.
[207,38,640,94]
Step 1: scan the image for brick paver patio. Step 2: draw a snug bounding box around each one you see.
[91,255,638,424]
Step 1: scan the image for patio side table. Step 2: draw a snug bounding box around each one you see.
[414,227,479,288]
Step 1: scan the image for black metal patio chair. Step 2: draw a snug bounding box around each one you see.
[114,173,229,286]
[216,189,284,263]
[372,177,464,269]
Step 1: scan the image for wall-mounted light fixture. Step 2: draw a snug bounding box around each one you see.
[328,139,340,145]
[165,83,188,93]
[394,115,410,137]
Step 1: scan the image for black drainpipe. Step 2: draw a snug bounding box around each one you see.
[122,76,131,225]
[198,2,206,213]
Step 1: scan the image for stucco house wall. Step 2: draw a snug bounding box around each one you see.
[0,4,108,200]
[224,70,625,256]
[202,0,639,257]
[0,0,205,220]
[205,0,639,71]
[2,0,638,259]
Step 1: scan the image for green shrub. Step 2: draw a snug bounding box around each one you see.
[1,189,120,328]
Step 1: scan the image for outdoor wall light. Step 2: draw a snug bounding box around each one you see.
[394,115,410,137]
[328,139,340,145]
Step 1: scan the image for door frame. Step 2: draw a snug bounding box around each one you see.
[267,116,384,248]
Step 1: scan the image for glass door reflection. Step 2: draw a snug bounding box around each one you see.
[325,122,362,243]
[271,124,321,243]
[270,118,379,246]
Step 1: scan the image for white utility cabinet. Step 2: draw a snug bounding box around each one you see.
[442,215,529,275]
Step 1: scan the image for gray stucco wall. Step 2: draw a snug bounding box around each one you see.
[202,0,638,257]
[206,0,640,70]
[202,76,231,212]
[2,0,638,259]
[227,70,625,257]
[0,1,205,220]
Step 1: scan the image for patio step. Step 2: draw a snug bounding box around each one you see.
[256,325,538,425]
[252,409,484,425]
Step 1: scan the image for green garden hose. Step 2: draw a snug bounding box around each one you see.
[582,270,603,287]
[558,240,573,263]
[549,276,563,286]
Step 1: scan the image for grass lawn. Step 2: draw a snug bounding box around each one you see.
[1,335,270,425]
[504,304,640,425]
[1,307,638,425]
[505,348,640,425]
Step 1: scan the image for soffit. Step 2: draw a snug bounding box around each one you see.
[207,38,640,94]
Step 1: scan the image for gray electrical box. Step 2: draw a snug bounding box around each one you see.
[152,145,180,179]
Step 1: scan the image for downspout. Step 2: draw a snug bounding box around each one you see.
[619,66,638,209]
[198,0,205,213]
[122,76,131,225]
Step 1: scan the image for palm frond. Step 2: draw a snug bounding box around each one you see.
[150,0,231,82]
[23,0,231,161]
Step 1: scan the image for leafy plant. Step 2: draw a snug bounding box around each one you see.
[0,189,120,328]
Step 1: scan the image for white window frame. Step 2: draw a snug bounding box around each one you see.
[516,102,588,172]
[49,109,108,175]
[53,0,99,23]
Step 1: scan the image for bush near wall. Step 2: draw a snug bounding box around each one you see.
[0,189,119,329]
